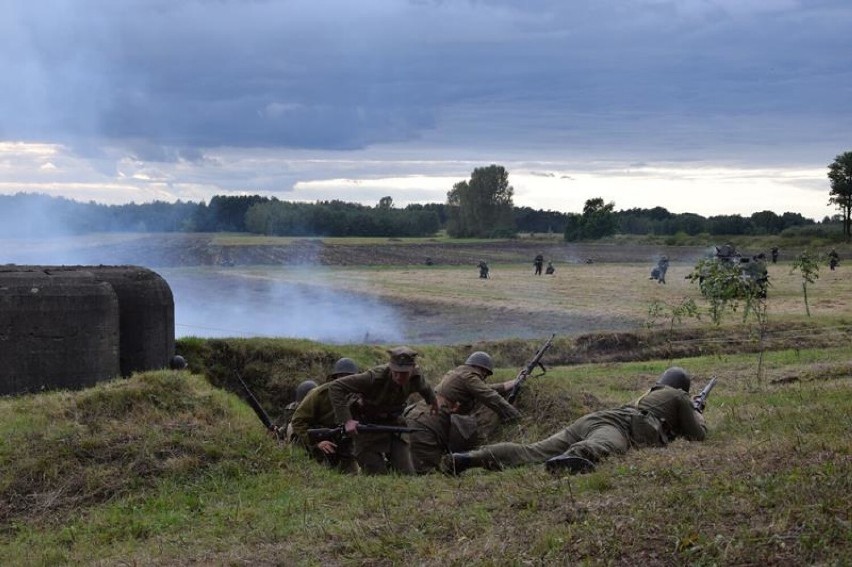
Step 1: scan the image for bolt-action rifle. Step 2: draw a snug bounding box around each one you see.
[507,333,556,404]
[307,424,423,442]
[236,373,279,437]
[692,376,718,413]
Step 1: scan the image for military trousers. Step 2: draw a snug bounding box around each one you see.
[354,429,416,475]
[469,409,637,470]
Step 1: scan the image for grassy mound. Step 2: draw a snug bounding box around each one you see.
[0,371,283,527]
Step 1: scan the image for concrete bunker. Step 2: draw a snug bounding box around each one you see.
[0,265,176,395]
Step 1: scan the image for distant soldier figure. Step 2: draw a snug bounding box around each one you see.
[715,243,738,264]
[828,249,839,271]
[545,261,555,275]
[534,254,544,275]
[650,255,669,284]
[771,247,779,264]
[478,260,490,279]
[425,257,434,266]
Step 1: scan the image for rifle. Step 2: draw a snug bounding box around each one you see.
[236,373,278,435]
[692,376,718,413]
[307,424,424,442]
[507,333,556,404]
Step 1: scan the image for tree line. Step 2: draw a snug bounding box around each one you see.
[2,155,850,240]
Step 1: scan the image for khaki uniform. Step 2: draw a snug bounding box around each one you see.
[329,363,437,475]
[406,364,520,474]
[468,386,706,470]
[288,383,358,474]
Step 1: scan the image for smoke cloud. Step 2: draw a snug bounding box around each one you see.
[163,269,404,344]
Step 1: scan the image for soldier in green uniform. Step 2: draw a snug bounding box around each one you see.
[285,358,361,473]
[329,346,439,475]
[443,367,707,475]
[282,358,359,434]
[405,351,521,474]
[288,383,359,473]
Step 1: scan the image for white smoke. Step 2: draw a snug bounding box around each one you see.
[163,269,405,344]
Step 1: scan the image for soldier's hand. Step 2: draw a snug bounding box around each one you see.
[267,426,282,440]
[430,399,440,415]
[344,419,360,436]
[692,397,706,413]
[317,440,338,454]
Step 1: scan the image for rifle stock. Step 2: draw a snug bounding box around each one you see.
[507,333,556,404]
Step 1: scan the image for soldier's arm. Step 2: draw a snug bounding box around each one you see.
[466,374,521,421]
[675,392,707,441]
[413,372,439,410]
[328,372,373,424]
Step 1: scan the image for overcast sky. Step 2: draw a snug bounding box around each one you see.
[2,0,851,220]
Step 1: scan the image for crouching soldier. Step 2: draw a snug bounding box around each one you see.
[405,351,520,474]
[328,347,439,475]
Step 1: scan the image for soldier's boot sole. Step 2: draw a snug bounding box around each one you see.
[545,455,596,475]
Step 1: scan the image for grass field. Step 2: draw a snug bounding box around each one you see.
[1,236,850,565]
[163,255,852,344]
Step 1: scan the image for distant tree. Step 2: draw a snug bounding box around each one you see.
[446,165,516,238]
[827,151,852,239]
[750,210,783,234]
[377,196,394,210]
[514,206,570,233]
[779,212,814,232]
[581,198,617,238]
[564,197,617,241]
[201,195,271,232]
[707,214,751,235]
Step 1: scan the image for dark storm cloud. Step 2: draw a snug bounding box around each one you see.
[2,0,851,163]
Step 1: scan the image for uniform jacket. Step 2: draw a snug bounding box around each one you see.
[329,364,437,424]
[436,364,520,421]
[633,385,707,445]
[288,382,337,447]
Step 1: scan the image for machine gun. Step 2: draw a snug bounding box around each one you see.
[236,372,279,437]
[307,424,423,442]
[692,376,718,413]
[507,333,556,404]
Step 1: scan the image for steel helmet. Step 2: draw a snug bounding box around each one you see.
[657,366,691,392]
[465,351,494,374]
[295,380,318,402]
[169,355,187,370]
[329,357,358,378]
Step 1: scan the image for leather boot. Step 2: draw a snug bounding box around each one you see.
[440,452,473,475]
[545,455,596,475]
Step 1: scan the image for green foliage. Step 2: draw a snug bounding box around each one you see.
[790,250,821,316]
[564,197,617,241]
[686,257,769,325]
[827,150,852,238]
[445,165,516,238]
[244,199,440,237]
